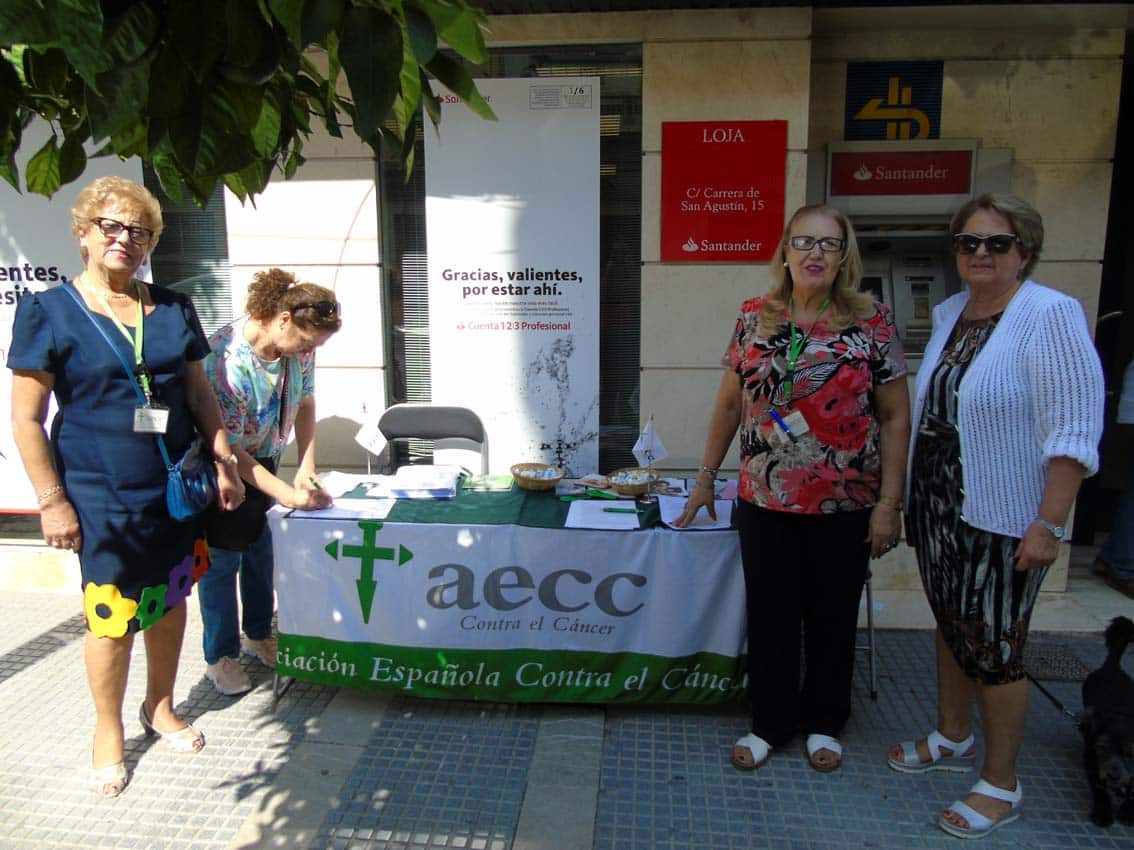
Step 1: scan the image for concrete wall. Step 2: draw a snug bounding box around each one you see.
[491,9,814,474]
[809,5,1127,591]
[221,6,1126,594]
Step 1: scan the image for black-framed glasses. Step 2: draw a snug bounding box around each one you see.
[952,233,1020,255]
[91,217,154,246]
[787,235,845,253]
[294,300,340,319]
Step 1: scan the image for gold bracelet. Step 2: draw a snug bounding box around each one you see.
[37,484,64,505]
[214,453,239,467]
[877,495,903,511]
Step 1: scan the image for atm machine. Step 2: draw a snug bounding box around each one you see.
[858,228,960,369]
[815,140,1013,371]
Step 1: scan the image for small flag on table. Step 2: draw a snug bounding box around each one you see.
[632,419,668,468]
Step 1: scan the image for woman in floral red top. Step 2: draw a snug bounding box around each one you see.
[677,204,910,774]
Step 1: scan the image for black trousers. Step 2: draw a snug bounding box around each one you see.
[735,499,871,745]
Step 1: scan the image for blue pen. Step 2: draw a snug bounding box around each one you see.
[768,409,798,443]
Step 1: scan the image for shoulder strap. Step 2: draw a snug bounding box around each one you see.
[61,282,174,468]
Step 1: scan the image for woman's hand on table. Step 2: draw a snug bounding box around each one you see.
[284,478,333,510]
[867,503,901,559]
[673,481,717,528]
[40,498,82,552]
[1014,521,1061,571]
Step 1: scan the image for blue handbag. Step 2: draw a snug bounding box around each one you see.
[63,283,217,521]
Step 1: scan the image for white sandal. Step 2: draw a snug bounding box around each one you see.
[806,733,843,772]
[888,729,975,774]
[731,733,771,771]
[939,778,1022,839]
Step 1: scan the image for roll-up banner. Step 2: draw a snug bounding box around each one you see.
[424,78,601,475]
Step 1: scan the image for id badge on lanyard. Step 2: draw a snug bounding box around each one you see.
[134,403,170,434]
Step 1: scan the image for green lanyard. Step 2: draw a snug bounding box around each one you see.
[93,281,150,399]
[782,295,831,403]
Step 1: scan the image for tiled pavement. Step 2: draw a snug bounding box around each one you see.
[3,581,1134,849]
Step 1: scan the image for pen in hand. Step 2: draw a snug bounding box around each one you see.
[308,476,323,491]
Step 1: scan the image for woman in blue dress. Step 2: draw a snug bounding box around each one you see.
[7,176,243,798]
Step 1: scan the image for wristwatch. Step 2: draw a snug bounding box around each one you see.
[215,453,239,467]
[1036,518,1066,540]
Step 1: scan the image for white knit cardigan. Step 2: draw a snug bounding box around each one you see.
[907,280,1105,538]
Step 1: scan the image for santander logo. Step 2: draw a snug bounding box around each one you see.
[682,237,699,253]
[853,163,874,181]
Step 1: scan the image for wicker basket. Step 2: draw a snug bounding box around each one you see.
[607,467,658,497]
[511,462,564,491]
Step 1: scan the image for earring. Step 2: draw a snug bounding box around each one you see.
[783,262,789,268]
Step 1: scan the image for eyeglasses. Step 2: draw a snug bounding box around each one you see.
[952,233,1021,255]
[293,300,340,319]
[787,236,845,253]
[91,217,154,246]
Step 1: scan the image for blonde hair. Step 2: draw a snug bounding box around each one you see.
[245,268,343,332]
[71,176,163,262]
[758,204,874,337]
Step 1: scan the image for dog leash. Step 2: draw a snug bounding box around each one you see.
[1025,671,1080,723]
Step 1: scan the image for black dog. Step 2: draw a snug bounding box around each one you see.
[1081,616,1134,827]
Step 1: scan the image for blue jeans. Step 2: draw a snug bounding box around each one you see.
[198,526,275,664]
[1101,461,1134,580]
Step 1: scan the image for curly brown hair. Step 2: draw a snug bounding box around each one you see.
[245,268,343,332]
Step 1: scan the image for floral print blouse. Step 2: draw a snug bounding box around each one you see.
[723,295,907,514]
[206,317,315,458]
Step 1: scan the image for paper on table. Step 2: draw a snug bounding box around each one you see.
[657,494,733,530]
[318,470,383,498]
[288,498,396,520]
[564,499,642,530]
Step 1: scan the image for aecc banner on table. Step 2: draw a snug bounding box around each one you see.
[272,516,748,703]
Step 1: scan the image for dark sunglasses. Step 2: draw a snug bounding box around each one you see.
[92,217,154,246]
[787,235,845,253]
[952,233,1020,255]
[293,300,340,319]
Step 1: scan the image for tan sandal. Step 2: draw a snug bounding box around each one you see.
[89,761,127,798]
[139,702,205,753]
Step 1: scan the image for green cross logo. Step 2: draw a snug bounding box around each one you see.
[323,520,413,624]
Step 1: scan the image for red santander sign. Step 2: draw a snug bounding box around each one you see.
[830,149,972,196]
[661,121,786,262]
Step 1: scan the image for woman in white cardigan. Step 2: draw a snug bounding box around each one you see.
[887,194,1104,839]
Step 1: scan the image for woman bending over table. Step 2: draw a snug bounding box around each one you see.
[199,268,339,696]
[676,203,910,773]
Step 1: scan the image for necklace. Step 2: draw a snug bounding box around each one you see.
[78,273,136,301]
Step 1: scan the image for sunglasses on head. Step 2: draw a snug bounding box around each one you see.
[293,300,340,319]
[787,235,845,253]
[952,233,1020,255]
[92,217,154,246]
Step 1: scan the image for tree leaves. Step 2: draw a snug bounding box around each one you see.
[338,5,402,149]
[2,0,494,205]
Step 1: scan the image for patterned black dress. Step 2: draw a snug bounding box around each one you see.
[907,313,1047,685]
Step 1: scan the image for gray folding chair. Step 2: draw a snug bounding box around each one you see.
[371,403,489,476]
[857,569,878,699]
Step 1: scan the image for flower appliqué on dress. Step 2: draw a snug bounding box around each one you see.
[84,582,139,638]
